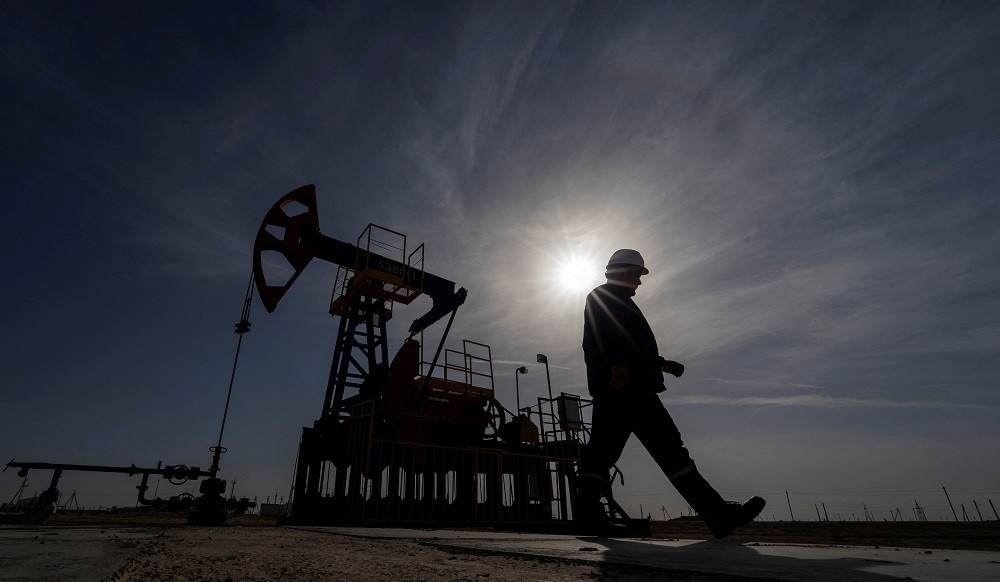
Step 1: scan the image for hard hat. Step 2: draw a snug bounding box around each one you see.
[606,249,649,275]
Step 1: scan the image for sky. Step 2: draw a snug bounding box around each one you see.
[2,1,998,522]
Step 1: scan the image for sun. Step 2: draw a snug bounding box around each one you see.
[555,254,601,294]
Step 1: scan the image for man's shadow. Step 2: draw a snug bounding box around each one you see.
[575,535,907,581]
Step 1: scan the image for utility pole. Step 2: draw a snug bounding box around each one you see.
[973,500,984,522]
[989,499,999,521]
[822,502,829,521]
[961,504,969,522]
[785,490,795,521]
[815,504,821,521]
[942,485,959,522]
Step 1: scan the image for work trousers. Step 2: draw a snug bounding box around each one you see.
[579,389,696,486]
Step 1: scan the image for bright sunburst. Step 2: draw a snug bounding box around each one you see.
[555,254,601,294]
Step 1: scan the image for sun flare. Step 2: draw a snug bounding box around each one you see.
[555,255,601,294]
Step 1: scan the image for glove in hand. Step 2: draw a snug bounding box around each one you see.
[661,359,685,378]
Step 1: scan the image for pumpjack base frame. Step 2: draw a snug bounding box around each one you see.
[287,400,580,529]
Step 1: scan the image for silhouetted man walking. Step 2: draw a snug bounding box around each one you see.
[576,249,765,537]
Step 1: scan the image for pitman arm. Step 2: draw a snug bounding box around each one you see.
[409,287,467,335]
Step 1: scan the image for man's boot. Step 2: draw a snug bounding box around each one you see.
[670,465,766,539]
[574,475,610,535]
[704,497,767,539]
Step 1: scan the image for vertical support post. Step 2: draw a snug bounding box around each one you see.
[324,299,356,416]
[515,369,521,412]
[785,490,795,521]
[989,499,999,521]
[535,399,545,441]
[537,354,556,438]
[515,367,528,413]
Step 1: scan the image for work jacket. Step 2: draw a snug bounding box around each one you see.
[583,283,665,398]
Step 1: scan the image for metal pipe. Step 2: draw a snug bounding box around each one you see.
[6,461,210,479]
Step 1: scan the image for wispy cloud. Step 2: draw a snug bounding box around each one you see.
[668,394,986,410]
[701,378,823,390]
[493,359,573,371]
[366,2,1000,414]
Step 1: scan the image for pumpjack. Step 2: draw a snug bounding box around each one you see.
[254,185,587,527]
[5,184,642,531]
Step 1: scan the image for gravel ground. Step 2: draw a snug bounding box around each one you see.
[31,512,998,581]
[10,519,997,582]
[109,527,651,582]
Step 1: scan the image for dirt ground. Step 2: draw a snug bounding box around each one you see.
[98,523,1000,582]
[107,527,658,582]
[27,513,1000,582]
[48,511,1000,552]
